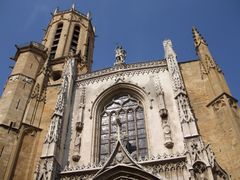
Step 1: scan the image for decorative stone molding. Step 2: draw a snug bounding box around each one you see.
[207,93,239,112]
[212,96,226,111]
[61,152,187,180]
[184,138,230,179]
[8,74,34,84]
[60,174,94,180]
[34,157,59,180]
[76,60,167,86]
[143,161,187,178]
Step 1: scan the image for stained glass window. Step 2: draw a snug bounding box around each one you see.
[99,95,148,162]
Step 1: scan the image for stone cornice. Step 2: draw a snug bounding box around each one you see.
[76,60,166,86]
[12,41,47,61]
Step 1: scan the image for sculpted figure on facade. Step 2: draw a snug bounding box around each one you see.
[114,45,127,66]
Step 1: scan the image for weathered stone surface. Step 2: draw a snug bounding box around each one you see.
[181,60,240,179]
[0,7,239,180]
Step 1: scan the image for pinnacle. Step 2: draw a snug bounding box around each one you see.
[192,26,207,47]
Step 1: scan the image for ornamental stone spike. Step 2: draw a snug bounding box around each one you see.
[192,26,208,48]
[163,39,185,93]
[163,39,176,59]
[72,3,75,10]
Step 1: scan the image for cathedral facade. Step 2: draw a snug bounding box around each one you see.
[0,6,239,180]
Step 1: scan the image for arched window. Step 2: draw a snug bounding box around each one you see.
[99,94,148,162]
[49,23,63,60]
[70,25,80,54]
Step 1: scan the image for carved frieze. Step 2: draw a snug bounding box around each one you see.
[143,161,187,179]
[76,60,167,86]
[61,152,187,180]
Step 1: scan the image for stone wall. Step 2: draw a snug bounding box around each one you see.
[180,60,240,179]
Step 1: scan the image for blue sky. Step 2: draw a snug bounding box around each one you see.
[0,0,239,100]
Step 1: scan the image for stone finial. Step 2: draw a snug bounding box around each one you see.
[163,39,176,58]
[192,26,208,48]
[71,3,75,10]
[87,12,92,20]
[54,7,59,15]
[114,45,126,66]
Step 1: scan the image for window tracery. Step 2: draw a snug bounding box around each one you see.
[99,94,148,162]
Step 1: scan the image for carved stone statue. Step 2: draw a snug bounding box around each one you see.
[114,45,126,66]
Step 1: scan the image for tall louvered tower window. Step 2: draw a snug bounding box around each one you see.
[99,94,148,162]
[49,23,63,60]
[70,25,80,53]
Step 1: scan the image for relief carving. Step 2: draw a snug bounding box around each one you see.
[212,96,226,111]
[210,93,238,112]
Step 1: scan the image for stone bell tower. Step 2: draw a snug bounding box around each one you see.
[0,5,95,180]
[43,4,95,80]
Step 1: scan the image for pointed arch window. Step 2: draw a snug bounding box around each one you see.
[49,23,63,60]
[70,25,80,54]
[99,94,148,162]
